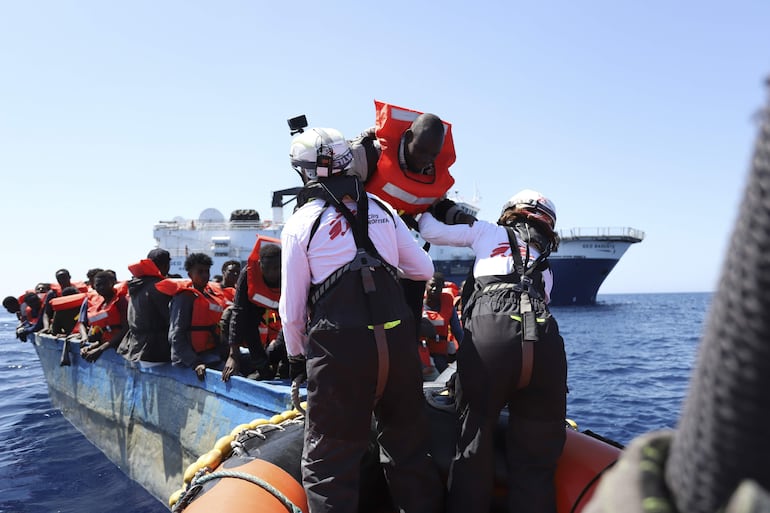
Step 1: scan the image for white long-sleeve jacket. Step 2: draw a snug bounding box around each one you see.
[418,212,553,300]
[279,193,434,357]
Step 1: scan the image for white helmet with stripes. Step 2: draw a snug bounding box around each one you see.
[289,128,353,181]
[500,189,557,230]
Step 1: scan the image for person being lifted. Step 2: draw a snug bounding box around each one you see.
[280,127,443,513]
[346,101,476,331]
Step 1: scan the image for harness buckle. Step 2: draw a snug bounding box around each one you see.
[349,248,381,271]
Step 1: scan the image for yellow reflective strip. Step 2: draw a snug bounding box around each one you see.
[509,314,546,323]
[367,320,402,330]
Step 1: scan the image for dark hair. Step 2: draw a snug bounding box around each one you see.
[2,296,19,310]
[259,243,281,261]
[147,248,171,265]
[221,259,241,273]
[23,292,41,308]
[184,252,213,272]
[86,268,104,281]
[94,271,117,285]
[55,268,70,278]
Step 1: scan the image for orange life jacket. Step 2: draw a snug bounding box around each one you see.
[50,293,87,311]
[221,286,236,306]
[50,293,87,334]
[423,292,456,355]
[155,279,227,353]
[87,293,124,343]
[366,100,456,215]
[258,309,282,347]
[247,236,281,309]
[23,305,41,326]
[423,310,448,355]
[128,259,163,279]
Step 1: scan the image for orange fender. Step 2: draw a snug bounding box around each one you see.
[184,459,308,513]
[555,428,621,513]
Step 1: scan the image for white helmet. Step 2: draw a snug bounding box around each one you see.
[289,127,353,180]
[500,189,557,229]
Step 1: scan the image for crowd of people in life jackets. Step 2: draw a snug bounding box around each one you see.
[2,254,466,384]
[2,242,289,382]
[3,100,568,513]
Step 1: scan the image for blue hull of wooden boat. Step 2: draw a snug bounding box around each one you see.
[31,332,297,504]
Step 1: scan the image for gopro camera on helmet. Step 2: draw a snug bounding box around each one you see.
[288,115,308,135]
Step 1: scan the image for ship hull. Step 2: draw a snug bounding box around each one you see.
[154,210,642,308]
[549,257,620,306]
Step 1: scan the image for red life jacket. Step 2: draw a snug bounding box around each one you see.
[221,286,236,306]
[247,236,281,309]
[423,310,448,355]
[50,293,87,311]
[87,293,124,343]
[366,100,456,215]
[22,305,41,326]
[424,292,456,355]
[50,293,87,334]
[258,309,282,347]
[128,259,163,279]
[155,279,227,353]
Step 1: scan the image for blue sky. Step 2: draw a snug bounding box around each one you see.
[1,1,768,297]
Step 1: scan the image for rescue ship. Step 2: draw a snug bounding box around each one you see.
[153,189,643,306]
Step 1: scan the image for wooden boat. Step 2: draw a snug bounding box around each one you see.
[31,331,621,512]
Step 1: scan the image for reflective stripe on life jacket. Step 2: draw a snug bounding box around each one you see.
[258,308,282,346]
[87,293,124,343]
[247,235,281,309]
[366,100,456,215]
[188,286,226,353]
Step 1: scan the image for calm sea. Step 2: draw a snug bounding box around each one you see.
[0,292,710,513]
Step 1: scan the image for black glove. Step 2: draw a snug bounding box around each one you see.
[288,355,307,383]
[430,198,475,225]
[15,326,28,342]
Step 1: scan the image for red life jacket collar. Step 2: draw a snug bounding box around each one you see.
[247,235,281,309]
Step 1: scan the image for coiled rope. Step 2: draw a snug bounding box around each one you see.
[173,469,303,513]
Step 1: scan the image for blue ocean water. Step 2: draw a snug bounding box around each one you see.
[0,292,711,513]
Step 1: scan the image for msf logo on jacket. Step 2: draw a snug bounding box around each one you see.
[327,208,392,241]
[328,211,353,240]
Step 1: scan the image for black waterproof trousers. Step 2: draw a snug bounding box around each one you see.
[447,287,567,513]
[302,271,443,513]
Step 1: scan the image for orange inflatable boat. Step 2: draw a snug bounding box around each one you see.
[169,384,621,513]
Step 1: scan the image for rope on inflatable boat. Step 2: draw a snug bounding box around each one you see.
[169,405,307,510]
[174,469,304,513]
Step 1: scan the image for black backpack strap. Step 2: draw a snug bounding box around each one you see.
[505,227,538,389]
